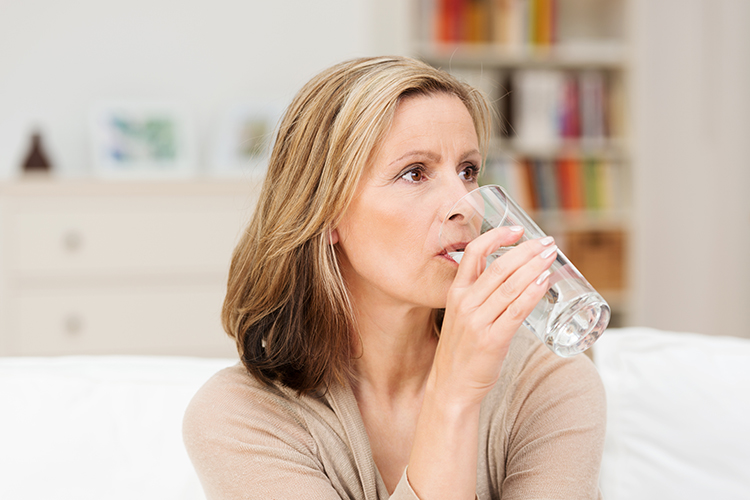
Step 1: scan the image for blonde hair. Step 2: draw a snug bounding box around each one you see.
[222,56,492,393]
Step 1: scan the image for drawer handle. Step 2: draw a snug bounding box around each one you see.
[62,230,83,253]
[63,314,84,336]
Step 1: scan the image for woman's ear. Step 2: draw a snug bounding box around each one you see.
[328,228,339,245]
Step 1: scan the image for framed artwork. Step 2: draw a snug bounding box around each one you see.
[89,102,195,179]
[208,102,283,178]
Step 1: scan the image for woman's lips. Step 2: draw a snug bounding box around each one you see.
[439,242,469,264]
[439,251,460,264]
[442,241,470,254]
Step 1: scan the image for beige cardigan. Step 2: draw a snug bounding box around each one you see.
[183,328,606,499]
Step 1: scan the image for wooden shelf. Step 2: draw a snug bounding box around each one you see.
[415,41,628,69]
[532,209,630,233]
[489,137,630,160]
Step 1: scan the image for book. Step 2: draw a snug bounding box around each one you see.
[508,158,532,210]
[518,0,531,46]
[483,156,533,211]
[560,73,580,138]
[428,0,558,46]
[521,158,539,210]
[535,0,555,46]
[555,157,572,210]
[531,159,547,209]
[526,0,536,45]
[465,0,492,42]
[497,73,515,137]
[512,69,565,149]
[539,158,560,209]
[596,158,614,210]
[437,0,464,42]
[492,0,515,45]
[582,156,600,209]
[579,70,607,142]
[567,157,585,211]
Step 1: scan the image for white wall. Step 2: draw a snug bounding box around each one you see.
[0,0,407,178]
[630,0,750,336]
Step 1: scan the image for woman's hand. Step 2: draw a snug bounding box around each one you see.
[431,226,558,407]
[407,226,558,500]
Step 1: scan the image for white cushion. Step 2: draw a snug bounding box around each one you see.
[0,356,236,500]
[594,328,750,500]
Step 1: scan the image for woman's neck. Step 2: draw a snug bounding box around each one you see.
[349,298,438,401]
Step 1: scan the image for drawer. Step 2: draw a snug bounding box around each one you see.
[5,286,238,357]
[4,197,253,277]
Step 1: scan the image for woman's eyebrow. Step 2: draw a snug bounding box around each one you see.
[460,148,481,160]
[388,150,441,167]
[387,148,481,168]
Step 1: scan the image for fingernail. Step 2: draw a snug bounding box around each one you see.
[509,226,524,232]
[540,236,555,246]
[536,270,551,285]
[541,245,558,259]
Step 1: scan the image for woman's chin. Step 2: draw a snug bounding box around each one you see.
[428,275,454,308]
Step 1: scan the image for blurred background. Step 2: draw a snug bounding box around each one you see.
[0,0,748,358]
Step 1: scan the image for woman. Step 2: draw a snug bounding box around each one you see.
[183,56,605,500]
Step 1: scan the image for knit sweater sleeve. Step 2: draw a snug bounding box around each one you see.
[182,365,422,500]
[182,366,339,500]
[489,339,607,500]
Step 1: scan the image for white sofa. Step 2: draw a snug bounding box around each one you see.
[2,328,749,500]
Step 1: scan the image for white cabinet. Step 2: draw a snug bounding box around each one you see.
[0,180,259,357]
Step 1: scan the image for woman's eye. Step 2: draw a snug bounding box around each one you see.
[459,164,479,182]
[401,168,426,183]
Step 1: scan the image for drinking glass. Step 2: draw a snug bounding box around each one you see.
[439,184,610,357]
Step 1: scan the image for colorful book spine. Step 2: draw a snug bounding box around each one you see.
[582,156,600,210]
[535,0,554,46]
[485,154,618,213]
[567,157,585,211]
[540,159,559,210]
[521,158,539,210]
[556,157,572,210]
[579,71,607,141]
[429,0,557,46]
[506,68,610,147]
[481,157,533,211]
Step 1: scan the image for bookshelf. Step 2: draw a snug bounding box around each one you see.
[413,0,631,325]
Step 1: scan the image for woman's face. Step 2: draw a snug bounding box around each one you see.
[333,92,481,311]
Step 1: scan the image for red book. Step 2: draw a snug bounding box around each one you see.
[451,0,466,41]
[562,75,580,138]
[438,0,464,42]
[556,157,572,210]
[438,0,452,42]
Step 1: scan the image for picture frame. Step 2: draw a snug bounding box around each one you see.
[208,102,283,178]
[89,102,195,179]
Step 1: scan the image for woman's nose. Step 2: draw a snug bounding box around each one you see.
[439,181,475,223]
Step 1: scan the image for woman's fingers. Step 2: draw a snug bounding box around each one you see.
[436,233,558,405]
[471,240,557,328]
[489,263,553,338]
[437,233,559,405]
[451,226,525,289]
[470,235,555,301]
